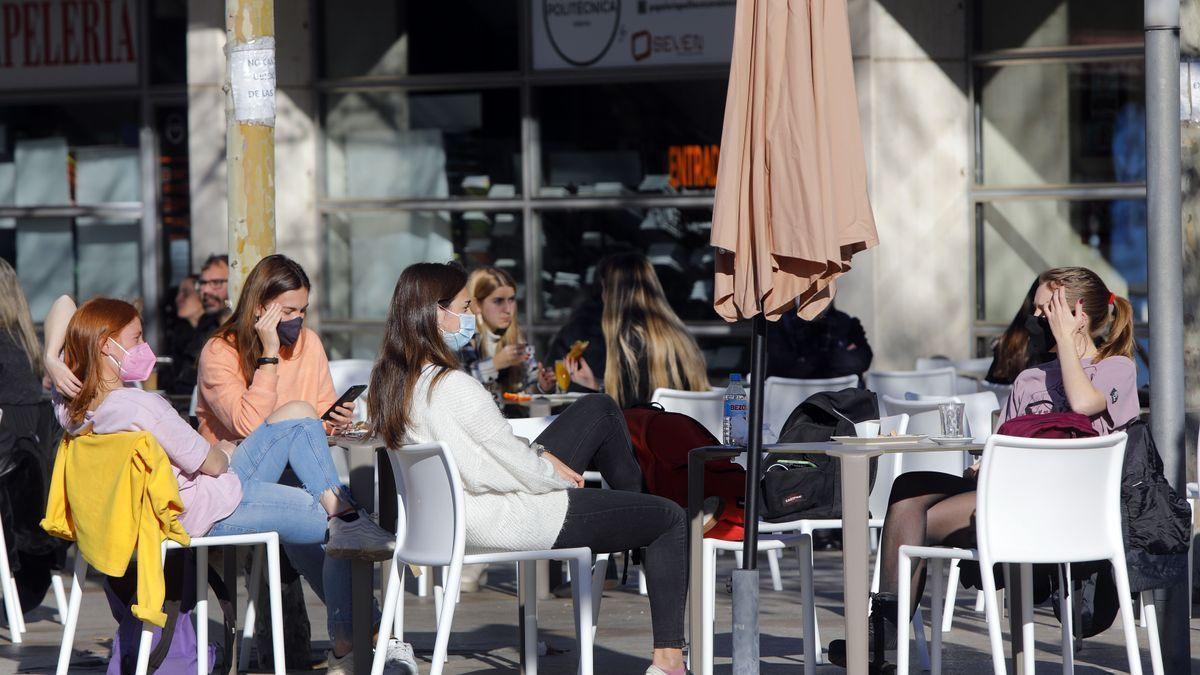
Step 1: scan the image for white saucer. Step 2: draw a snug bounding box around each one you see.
[929,436,972,446]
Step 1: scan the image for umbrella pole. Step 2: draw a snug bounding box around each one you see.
[732,313,767,673]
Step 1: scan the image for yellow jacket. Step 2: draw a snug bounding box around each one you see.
[41,431,190,627]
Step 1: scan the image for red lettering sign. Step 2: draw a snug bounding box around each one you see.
[668,144,720,190]
[0,0,136,88]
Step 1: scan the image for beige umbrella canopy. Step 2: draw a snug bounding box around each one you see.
[712,0,878,322]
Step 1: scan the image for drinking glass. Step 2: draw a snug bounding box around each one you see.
[938,402,966,438]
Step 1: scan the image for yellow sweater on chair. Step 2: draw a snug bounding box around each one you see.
[41,431,191,627]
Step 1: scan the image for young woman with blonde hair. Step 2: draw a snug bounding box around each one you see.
[460,266,555,399]
[829,266,1139,668]
[370,262,688,675]
[567,252,709,407]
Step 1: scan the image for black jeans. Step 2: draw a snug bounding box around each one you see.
[536,394,687,650]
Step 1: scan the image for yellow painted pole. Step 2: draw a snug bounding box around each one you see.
[225,0,276,303]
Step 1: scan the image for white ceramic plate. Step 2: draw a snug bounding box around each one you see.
[831,435,928,445]
[929,436,973,446]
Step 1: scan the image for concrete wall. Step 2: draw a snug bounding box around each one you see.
[835,0,972,369]
[186,0,320,317]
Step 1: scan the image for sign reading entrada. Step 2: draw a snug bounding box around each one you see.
[0,0,137,89]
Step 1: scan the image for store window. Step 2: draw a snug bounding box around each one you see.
[318,0,519,79]
[323,89,521,199]
[978,0,1142,51]
[536,81,726,196]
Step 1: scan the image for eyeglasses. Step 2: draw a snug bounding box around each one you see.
[196,278,228,290]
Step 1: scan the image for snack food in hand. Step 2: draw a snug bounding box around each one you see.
[566,340,589,361]
[503,392,533,402]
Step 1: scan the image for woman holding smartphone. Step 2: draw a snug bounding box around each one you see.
[459,267,555,400]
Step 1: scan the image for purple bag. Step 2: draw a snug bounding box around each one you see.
[105,581,216,675]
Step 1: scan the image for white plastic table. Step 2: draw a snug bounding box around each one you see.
[685,439,1033,675]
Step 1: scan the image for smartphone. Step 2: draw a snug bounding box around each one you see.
[322,384,367,421]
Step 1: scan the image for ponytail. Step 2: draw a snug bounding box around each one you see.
[1095,294,1134,362]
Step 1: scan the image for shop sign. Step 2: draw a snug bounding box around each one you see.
[0,0,138,89]
[668,144,719,189]
[533,0,734,70]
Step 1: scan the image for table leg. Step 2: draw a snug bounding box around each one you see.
[687,453,706,670]
[1008,563,1026,675]
[347,445,379,675]
[839,454,872,675]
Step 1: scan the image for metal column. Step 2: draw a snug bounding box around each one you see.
[1144,1,1189,672]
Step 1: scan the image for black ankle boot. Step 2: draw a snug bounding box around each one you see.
[827,593,899,669]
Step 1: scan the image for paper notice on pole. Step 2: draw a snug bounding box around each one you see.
[229,37,276,126]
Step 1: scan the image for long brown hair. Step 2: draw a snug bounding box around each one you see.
[61,298,140,427]
[213,254,311,385]
[467,266,524,390]
[601,253,709,406]
[369,263,468,448]
[1038,266,1134,362]
[990,278,1040,382]
[0,259,43,378]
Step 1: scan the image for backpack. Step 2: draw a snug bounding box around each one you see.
[760,388,879,522]
[624,405,746,539]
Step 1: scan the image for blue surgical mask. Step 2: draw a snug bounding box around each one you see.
[441,309,476,351]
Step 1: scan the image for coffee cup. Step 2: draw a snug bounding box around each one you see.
[854,420,880,438]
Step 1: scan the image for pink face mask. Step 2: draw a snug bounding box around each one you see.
[107,338,156,383]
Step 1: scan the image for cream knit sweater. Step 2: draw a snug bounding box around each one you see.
[405,365,573,552]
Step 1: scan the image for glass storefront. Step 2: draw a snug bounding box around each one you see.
[316,0,742,371]
[972,0,1147,378]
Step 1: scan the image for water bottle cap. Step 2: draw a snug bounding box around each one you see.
[730,374,742,382]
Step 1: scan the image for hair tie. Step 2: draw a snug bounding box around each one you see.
[1107,292,1115,306]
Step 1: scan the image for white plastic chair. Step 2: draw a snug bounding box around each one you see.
[762,375,859,436]
[372,442,594,675]
[697,534,816,675]
[651,388,725,440]
[915,357,989,395]
[56,533,285,675]
[867,368,957,402]
[897,432,1160,675]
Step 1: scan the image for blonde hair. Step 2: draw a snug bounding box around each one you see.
[1038,266,1134,363]
[467,267,525,391]
[0,259,43,378]
[601,253,709,406]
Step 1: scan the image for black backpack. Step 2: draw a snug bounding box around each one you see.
[758,388,878,522]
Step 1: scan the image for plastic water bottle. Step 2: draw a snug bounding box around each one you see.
[722,374,749,446]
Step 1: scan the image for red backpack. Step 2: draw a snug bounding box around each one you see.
[623,406,747,540]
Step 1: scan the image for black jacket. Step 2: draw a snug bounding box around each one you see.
[1121,421,1191,592]
[766,308,873,381]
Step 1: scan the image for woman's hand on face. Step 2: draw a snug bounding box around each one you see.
[1043,287,1087,357]
[493,344,527,371]
[254,303,283,357]
[326,400,355,430]
[543,451,584,487]
[567,356,597,390]
[536,363,557,393]
[45,356,82,398]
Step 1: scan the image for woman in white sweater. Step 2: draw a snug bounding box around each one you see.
[369,262,688,675]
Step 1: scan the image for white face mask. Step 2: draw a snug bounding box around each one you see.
[440,308,477,351]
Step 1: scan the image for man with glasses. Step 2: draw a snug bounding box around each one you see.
[197,254,231,318]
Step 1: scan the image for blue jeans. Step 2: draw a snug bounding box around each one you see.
[206,417,375,642]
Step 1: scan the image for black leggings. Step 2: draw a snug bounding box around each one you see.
[878,472,978,618]
[536,394,687,650]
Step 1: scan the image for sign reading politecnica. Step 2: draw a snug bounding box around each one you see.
[533,0,734,70]
[0,0,138,89]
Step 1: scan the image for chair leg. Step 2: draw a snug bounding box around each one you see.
[265,539,286,675]
[796,538,825,664]
[913,606,930,672]
[797,537,816,675]
[871,540,882,594]
[1020,563,1035,675]
[897,550,912,675]
[196,547,209,675]
[239,545,264,672]
[979,561,1007,675]
[372,561,404,675]
[133,624,155,675]
[767,549,783,592]
[929,559,945,675]
[974,588,986,612]
[700,543,716,675]
[55,556,88,675]
[590,554,609,633]
[51,569,68,625]
[942,560,961,633]
[393,565,407,641]
[569,555,594,675]
[0,524,20,644]
[418,566,430,596]
[638,564,648,596]
[1140,590,1163,675]
[1109,559,1143,675]
[517,561,537,675]
[1059,565,1074,675]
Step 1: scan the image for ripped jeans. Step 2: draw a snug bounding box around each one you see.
[205,417,375,643]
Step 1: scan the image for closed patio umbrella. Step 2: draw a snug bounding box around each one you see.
[709,0,877,671]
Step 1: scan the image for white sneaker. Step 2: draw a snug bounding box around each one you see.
[325,639,419,675]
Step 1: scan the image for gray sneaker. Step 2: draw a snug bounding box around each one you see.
[325,511,396,562]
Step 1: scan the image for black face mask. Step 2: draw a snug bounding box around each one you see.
[1023,314,1055,365]
[277,317,304,347]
